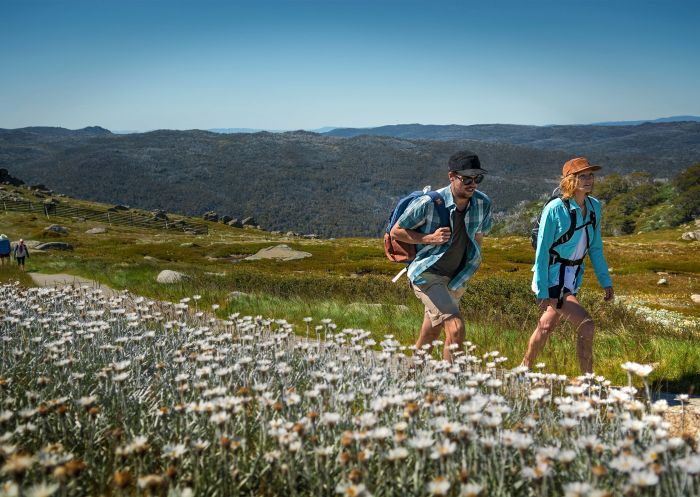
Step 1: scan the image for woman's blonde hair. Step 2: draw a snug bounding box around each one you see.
[559,174,583,199]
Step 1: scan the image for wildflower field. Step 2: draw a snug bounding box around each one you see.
[1,282,699,497]
[1,193,699,391]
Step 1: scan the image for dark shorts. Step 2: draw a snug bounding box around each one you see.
[16,256,25,265]
[0,253,9,259]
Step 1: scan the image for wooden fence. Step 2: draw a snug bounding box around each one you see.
[1,199,208,235]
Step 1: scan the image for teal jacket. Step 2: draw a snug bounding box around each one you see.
[531,195,612,299]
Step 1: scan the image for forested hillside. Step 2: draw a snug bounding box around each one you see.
[494,163,700,236]
[326,122,700,167]
[1,125,698,237]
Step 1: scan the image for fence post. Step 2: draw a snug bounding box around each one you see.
[3,201,6,214]
[107,211,112,226]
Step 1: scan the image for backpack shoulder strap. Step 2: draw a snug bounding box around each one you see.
[550,198,577,250]
[587,197,597,229]
[424,191,450,227]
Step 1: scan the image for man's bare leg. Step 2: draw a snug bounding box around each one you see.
[443,316,465,362]
[415,314,442,355]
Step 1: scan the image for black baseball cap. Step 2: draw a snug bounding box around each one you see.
[448,150,488,176]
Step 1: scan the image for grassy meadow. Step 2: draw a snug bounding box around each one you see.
[1,186,699,392]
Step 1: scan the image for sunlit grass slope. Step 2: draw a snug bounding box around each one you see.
[0,185,698,391]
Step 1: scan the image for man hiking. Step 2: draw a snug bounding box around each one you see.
[13,238,29,271]
[390,150,492,361]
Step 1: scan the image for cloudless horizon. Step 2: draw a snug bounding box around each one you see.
[2,0,699,131]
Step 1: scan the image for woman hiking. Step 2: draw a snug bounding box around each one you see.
[521,157,614,374]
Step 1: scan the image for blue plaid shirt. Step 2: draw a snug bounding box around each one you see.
[397,186,492,290]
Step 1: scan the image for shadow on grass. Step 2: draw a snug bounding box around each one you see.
[653,374,699,396]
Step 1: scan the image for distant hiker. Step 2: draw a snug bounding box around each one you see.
[0,234,10,267]
[521,158,614,374]
[389,150,492,361]
[13,239,29,271]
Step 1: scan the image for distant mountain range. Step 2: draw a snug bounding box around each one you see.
[1,122,698,237]
[324,122,700,166]
[591,115,700,126]
[208,127,338,134]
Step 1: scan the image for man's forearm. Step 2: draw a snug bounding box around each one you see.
[390,226,429,245]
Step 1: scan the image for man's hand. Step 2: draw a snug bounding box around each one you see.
[603,287,614,302]
[423,227,451,245]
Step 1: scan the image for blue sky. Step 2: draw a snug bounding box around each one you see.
[1,0,699,130]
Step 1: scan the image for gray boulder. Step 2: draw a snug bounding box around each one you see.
[44,224,69,236]
[227,291,250,300]
[85,227,108,234]
[227,219,243,228]
[151,209,169,221]
[241,216,256,227]
[691,294,700,304]
[681,231,700,241]
[35,242,74,251]
[156,270,188,284]
[203,211,219,222]
[245,244,312,261]
[109,204,130,211]
[221,215,233,224]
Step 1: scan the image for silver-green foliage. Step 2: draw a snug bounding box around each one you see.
[0,283,698,497]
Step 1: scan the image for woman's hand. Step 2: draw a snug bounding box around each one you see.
[603,287,614,302]
[536,298,557,311]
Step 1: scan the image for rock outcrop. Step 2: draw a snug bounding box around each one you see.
[44,224,69,236]
[0,168,24,186]
[245,244,312,261]
[156,270,188,284]
[203,211,219,222]
[35,242,74,251]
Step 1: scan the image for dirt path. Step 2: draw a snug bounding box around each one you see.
[29,272,117,298]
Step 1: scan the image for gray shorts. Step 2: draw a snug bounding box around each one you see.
[411,272,465,326]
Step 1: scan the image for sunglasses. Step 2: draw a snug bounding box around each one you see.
[455,174,484,186]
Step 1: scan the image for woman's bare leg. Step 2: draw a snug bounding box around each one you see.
[521,305,561,368]
[557,295,595,373]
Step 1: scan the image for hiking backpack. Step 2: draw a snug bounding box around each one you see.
[530,189,596,251]
[384,187,450,264]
